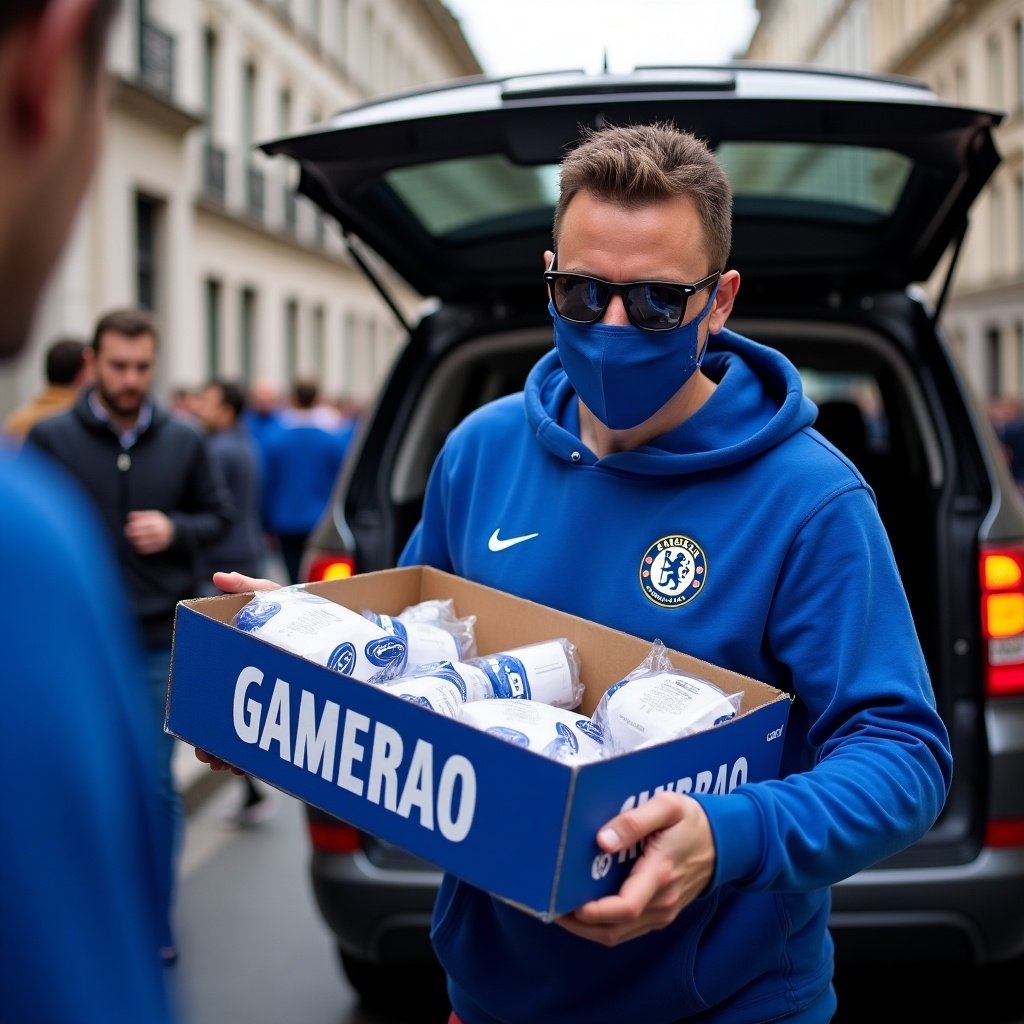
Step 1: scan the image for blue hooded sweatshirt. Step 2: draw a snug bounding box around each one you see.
[399,329,952,1024]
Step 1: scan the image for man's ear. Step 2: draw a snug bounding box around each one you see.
[7,0,97,150]
[708,269,740,333]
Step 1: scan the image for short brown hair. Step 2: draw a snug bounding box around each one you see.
[553,121,732,274]
[92,307,160,352]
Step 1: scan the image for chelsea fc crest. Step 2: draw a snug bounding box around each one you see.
[639,535,707,607]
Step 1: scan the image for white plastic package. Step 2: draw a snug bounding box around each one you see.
[591,640,742,756]
[363,598,478,665]
[231,586,407,683]
[381,659,495,718]
[465,638,583,709]
[459,698,604,763]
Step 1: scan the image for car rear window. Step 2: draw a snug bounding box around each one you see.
[382,142,913,241]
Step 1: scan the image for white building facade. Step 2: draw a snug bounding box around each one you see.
[1,0,480,413]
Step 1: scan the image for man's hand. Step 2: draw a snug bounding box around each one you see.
[210,570,282,594]
[193,747,245,775]
[192,569,283,772]
[124,510,174,554]
[555,791,715,946]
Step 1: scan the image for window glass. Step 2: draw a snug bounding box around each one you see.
[381,142,912,241]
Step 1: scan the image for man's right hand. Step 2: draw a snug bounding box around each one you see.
[193,569,283,772]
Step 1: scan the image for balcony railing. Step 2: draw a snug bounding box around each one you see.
[246,166,265,221]
[138,18,175,97]
[203,142,227,203]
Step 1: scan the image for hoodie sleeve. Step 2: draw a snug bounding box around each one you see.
[694,486,952,892]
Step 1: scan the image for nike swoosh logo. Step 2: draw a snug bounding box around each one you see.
[488,528,540,552]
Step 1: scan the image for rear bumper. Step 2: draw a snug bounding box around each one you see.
[830,846,1024,965]
[309,847,442,966]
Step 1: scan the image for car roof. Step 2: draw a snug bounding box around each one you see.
[262,63,1002,301]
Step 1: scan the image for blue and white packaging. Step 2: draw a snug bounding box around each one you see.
[466,638,582,709]
[168,567,791,920]
[232,585,407,683]
[592,640,743,755]
[460,698,604,762]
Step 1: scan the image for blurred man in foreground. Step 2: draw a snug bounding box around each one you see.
[0,1,175,1021]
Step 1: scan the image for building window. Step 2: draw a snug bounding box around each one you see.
[242,60,263,219]
[135,193,162,312]
[240,287,257,385]
[954,62,967,103]
[988,33,1004,109]
[1016,20,1024,115]
[205,278,222,378]
[313,304,326,377]
[991,182,1005,277]
[988,326,1002,398]
[201,26,226,202]
[1018,172,1024,274]
[285,298,299,383]
[279,87,296,232]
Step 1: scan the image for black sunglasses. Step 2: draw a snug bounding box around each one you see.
[544,268,721,332]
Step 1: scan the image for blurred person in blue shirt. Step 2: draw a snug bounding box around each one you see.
[0,1,175,1022]
[261,377,355,583]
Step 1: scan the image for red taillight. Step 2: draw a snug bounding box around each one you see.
[304,553,357,583]
[979,544,1024,697]
[985,818,1024,848]
[307,817,363,853]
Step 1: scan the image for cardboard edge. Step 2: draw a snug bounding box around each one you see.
[545,763,583,922]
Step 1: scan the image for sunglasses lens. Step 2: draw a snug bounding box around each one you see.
[626,283,686,330]
[552,276,608,323]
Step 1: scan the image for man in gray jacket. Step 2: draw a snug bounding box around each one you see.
[28,305,234,959]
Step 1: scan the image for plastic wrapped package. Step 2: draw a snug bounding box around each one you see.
[459,698,605,763]
[381,659,495,718]
[231,586,407,683]
[591,640,742,756]
[364,597,478,666]
[464,638,583,709]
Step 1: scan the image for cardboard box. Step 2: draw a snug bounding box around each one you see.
[167,566,790,920]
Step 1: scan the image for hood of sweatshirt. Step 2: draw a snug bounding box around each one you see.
[524,327,817,478]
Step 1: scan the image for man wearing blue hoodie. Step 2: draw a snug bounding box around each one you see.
[397,122,953,1023]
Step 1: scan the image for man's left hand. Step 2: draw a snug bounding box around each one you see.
[555,791,715,946]
[124,510,174,554]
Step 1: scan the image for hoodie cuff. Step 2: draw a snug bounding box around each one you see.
[692,789,763,889]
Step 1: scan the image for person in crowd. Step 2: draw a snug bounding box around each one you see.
[194,377,276,825]
[2,334,90,441]
[261,376,355,583]
[393,122,951,1024]
[0,1,175,1021]
[244,375,284,458]
[196,123,952,1024]
[27,305,234,964]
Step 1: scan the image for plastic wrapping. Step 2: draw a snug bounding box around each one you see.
[459,698,604,763]
[364,597,478,665]
[591,640,742,756]
[231,585,407,683]
[381,659,496,718]
[465,638,582,709]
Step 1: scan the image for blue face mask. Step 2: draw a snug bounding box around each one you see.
[550,284,718,430]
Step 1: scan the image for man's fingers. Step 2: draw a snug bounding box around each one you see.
[211,570,281,594]
[598,791,686,852]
